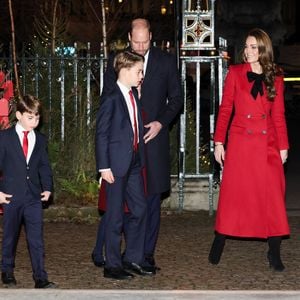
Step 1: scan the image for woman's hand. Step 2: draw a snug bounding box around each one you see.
[280,149,288,164]
[214,144,225,168]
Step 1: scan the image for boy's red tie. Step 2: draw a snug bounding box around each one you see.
[22,131,29,158]
[129,90,138,151]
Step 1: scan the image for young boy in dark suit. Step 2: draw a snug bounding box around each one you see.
[95,51,154,280]
[0,95,56,288]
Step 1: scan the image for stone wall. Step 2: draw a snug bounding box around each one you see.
[162,178,219,211]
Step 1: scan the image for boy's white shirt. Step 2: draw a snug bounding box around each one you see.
[15,122,36,163]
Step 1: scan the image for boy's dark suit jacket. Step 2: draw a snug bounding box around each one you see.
[95,83,145,176]
[0,126,53,200]
[102,46,182,194]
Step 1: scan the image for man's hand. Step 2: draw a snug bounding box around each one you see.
[144,121,162,144]
[101,170,115,184]
[0,192,12,204]
[41,191,51,201]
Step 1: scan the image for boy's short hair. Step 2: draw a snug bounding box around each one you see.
[17,95,42,116]
[113,51,144,75]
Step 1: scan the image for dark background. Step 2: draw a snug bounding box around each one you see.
[0,0,299,60]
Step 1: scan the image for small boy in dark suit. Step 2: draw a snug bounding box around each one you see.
[0,95,56,288]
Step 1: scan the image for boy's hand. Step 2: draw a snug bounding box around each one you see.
[0,192,12,204]
[41,191,51,201]
[101,170,115,184]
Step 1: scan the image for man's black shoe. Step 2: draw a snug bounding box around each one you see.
[145,255,161,271]
[123,261,155,276]
[35,279,57,289]
[141,264,157,274]
[1,272,16,286]
[91,253,105,267]
[104,267,134,280]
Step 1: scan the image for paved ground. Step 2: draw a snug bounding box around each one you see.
[0,210,299,291]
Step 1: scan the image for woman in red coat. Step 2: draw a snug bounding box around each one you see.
[209,28,289,271]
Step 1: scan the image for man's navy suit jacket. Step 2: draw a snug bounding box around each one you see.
[95,83,145,177]
[0,126,53,200]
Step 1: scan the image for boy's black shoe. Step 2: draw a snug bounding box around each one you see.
[35,279,57,289]
[1,272,17,286]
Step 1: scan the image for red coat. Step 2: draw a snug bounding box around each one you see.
[214,63,290,238]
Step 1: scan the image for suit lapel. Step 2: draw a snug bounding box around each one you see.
[10,127,27,162]
[29,131,41,165]
[116,85,131,125]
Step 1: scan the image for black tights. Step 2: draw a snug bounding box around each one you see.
[208,232,226,265]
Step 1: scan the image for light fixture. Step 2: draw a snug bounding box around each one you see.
[161,5,167,15]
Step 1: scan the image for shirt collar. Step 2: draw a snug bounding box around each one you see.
[15,122,30,134]
[144,50,150,73]
[117,80,131,96]
[144,49,150,60]
[15,122,35,138]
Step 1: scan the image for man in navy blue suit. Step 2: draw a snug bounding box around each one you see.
[95,51,155,280]
[0,95,56,288]
[99,18,183,270]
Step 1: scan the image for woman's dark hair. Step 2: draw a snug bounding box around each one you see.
[244,28,283,101]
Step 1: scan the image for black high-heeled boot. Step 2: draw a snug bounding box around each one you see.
[267,236,285,272]
[208,232,226,265]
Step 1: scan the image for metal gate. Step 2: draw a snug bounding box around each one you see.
[0,42,105,141]
[178,0,228,215]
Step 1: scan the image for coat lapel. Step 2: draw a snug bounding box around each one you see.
[132,89,143,129]
[142,47,158,86]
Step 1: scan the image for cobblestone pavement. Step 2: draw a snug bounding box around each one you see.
[0,210,299,290]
